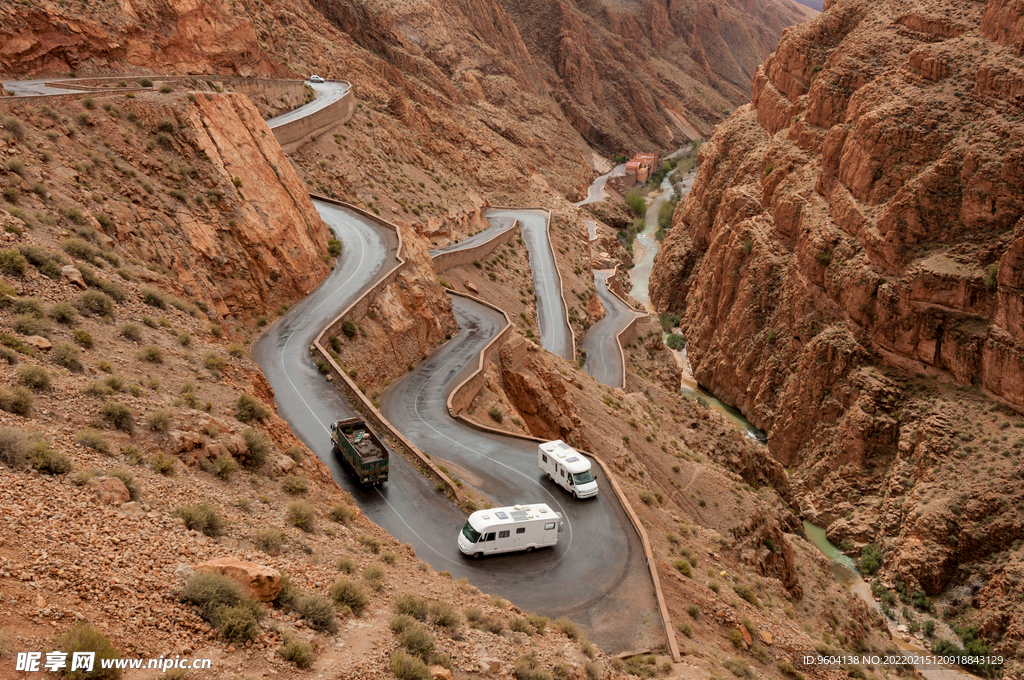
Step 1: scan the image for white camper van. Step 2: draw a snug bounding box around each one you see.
[458,503,563,558]
[538,440,599,499]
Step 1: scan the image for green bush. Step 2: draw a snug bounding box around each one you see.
[625,188,646,216]
[17,364,51,390]
[140,285,169,309]
[136,345,163,363]
[0,426,28,468]
[30,443,71,474]
[665,334,686,351]
[487,406,503,423]
[212,454,237,480]
[328,238,342,257]
[336,557,356,574]
[393,593,428,621]
[287,499,316,532]
[101,401,135,433]
[429,602,461,629]
[858,544,883,575]
[281,473,308,495]
[390,613,416,633]
[175,503,224,536]
[256,529,286,555]
[733,583,762,608]
[0,249,28,276]
[119,323,142,341]
[76,429,110,454]
[673,559,692,577]
[48,301,78,325]
[54,342,83,371]
[509,615,531,633]
[296,593,338,633]
[73,329,95,348]
[400,624,434,659]
[357,534,381,554]
[330,579,369,616]
[341,320,357,338]
[553,617,581,640]
[391,650,431,680]
[59,621,123,679]
[724,658,753,679]
[98,279,125,302]
[331,502,356,523]
[203,351,226,374]
[146,408,173,432]
[0,385,33,416]
[14,313,50,337]
[279,635,315,668]
[18,244,64,279]
[242,427,271,467]
[235,394,269,423]
[152,452,175,475]
[212,603,261,643]
[513,654,553,680]
[80,290,114,316]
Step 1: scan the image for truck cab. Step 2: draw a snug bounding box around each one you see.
[538,440,598,499]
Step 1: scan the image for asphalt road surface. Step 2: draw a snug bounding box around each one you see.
[485,208,572,361]
[380,294,659,651]
[573,163,626,206]
[265,80,350,129]
[1,78,91,96]
[429,216,516,256]
[583,270,643,388]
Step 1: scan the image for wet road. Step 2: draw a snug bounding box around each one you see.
[583,271,644,388]
[379,294,659,650]
[1,78,91,96]
[429,217,516,256]
[573,163,626,206]
[265,80,350,129]
[484,208,572,360]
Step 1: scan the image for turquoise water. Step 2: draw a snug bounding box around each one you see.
[803,521,860,585]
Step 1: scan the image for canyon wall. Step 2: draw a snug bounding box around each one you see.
[650,0,1024,653]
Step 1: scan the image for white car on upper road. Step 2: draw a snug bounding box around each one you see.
[309,75,325,83]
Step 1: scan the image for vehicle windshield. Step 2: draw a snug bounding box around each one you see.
[572,470,595,485]
[461,522,481,543]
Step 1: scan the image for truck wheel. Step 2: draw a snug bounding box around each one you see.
[526,546,535,553]
[473,552,483,559]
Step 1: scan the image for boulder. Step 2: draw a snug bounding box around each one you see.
[739,624,753,646]
[120,501,145,516]
[760,630,773,645]
[479,657,501,677]
[87,477,130,506]
[23,336,52,351]
[61,265,87,289]
[194,556,281,602]
[428,666,453,680]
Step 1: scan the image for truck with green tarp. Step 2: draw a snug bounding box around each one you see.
[330,417,388,485]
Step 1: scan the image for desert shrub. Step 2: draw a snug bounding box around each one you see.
[287,499,316,532]
[341,320,358,338]
[584,661,602,680]
[146,408,173,432]
[400,623,435,659]
[278,634,315,668]
[394,593,429,621]
[255,529,287,555]
[553,617,581,640]
[390,613,416,633]
[336,557,356,574]
[391,650,431,680]
[227,342,245,358]
[212,455,236,480]
[357,534,381,554]
[687,604,701,618]
[150,452,176,475]
[464,606,483,623]
[120,323,142,341]
[18,244,64,279]
[104,375,125,392]
[0,347,16,365]
[513,654,553,680]
[242,428,271,467]
[724,658,753,679]
[527,614,548,635]
[98,280,125,302]
[234,393,269,423]
[140,285,169,309]
[281,473,308,495]
[509,616,532,633]
[0,385,33,415]
[54,342,83,371]
[14,297,45,318]
[327,238,342,257]
[0,427,28,468]
[59,621,123,679]
[177,332,192,347]
[381,551,397,566]
[733,584,762,608]
[14,313,50,337]
[665,334,686,351]
[429,602,461,629]
[330,579,369,616]
[175,503,224,536]
[101,401,134,433]
[17,364,51,390]
[673,559,692,577]
[212,603,261,643]
[122,443,144,465]
[80,290,114,316]
[30,443,71,474]
[858,544,883,575]
[487,406,503,423]
[331,503,356,523]
[296,593,338,633]
[73,329,94,348]
[678,622,694,637]
[75,263,100,286]
[203,351,226,373]
[137,345,163,363]
[48,301,78,324]
[0,249,28,276]
[363,564,385,590]
[108,469,140,501]
[76,429,110,454]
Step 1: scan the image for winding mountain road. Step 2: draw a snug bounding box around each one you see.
[583,270,644,388]
[265,80,350,129]
[573,163,626,207]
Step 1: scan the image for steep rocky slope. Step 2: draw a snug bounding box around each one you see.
[650,0,1024,663]
[1,90,332,325]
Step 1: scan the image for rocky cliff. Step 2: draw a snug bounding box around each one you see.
[650,0,1024,657]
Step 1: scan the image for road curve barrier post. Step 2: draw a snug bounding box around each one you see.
[307,194,466,505]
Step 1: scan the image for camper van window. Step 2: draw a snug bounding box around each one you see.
[498,530,510,538]
[516,528,526,534]
[544,522,556,530]
[542,454,548,463]
[484,532,496,542]
[461,522,481,543]
[560,469,565,477]
[572,470,595,485]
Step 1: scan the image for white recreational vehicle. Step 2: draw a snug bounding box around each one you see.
[458,503,563,558]
[538,440,599,499]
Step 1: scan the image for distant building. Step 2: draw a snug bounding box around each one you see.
[623,152,661,187]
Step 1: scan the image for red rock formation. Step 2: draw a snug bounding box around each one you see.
[649,0,1024,632]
